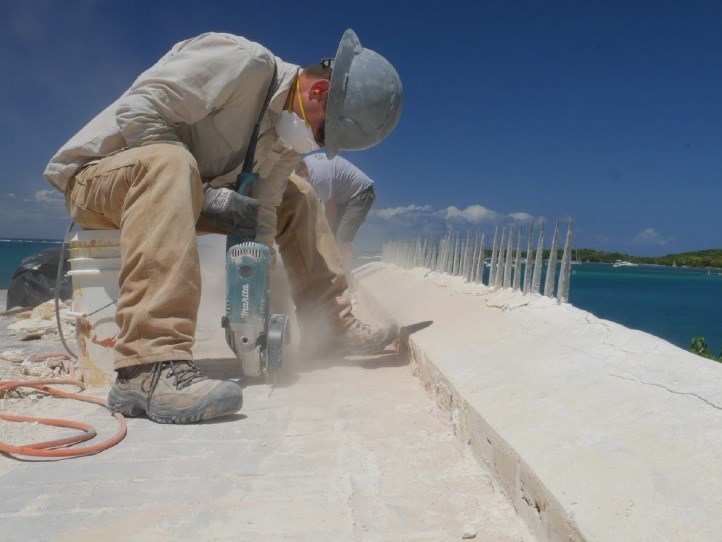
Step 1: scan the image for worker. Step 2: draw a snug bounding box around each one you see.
[296,154,376,293]
[44,30,403,424]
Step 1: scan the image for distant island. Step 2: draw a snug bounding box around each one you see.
[571,248,722,269]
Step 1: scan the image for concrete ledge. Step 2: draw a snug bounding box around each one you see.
[355,263,722,542]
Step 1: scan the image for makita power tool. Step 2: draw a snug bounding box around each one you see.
[220,68,287,378]
[221,171,287,378]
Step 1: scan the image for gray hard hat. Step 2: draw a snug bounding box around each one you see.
[324,29,403,158]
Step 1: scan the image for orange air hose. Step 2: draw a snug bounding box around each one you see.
[1,229,126,458]
[0,375,127,458]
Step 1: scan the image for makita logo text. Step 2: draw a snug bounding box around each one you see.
[241,284,250,318]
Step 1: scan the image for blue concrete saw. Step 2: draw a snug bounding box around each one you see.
[221,171,288,379]
[220,67,287,378]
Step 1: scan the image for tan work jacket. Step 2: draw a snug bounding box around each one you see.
[44,32,301,246]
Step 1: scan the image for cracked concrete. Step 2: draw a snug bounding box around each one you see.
[609,373,722,410]
[356,264,722,542]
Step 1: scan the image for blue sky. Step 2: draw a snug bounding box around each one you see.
[1,0,720,255]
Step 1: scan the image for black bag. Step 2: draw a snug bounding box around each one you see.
[7,247,72,309]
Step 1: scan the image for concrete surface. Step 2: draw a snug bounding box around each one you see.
[0,293,534,541]
[355,264,722,542]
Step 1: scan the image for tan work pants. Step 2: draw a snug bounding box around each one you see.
[65,144,351,370]
[277,174,353,344]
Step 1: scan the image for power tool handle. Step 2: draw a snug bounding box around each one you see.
[233,66,276,195]
[235,172,259,197]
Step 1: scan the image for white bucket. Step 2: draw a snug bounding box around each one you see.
[69,257,122,271]
[69,268,120,382]
[69,230,121,249]
[69,246,121,259]
[67,231,123,384]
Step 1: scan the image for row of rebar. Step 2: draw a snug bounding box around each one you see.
[381,217,575,304]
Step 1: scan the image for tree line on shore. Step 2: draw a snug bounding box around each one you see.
[569,248,722,268]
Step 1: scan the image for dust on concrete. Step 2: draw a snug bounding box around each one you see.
[1,287,535,540]
[0,296,78,381]
[0,290,105,474]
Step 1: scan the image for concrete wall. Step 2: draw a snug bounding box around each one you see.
[355,263,722,542]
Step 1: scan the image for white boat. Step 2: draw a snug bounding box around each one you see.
[613,260,638,268]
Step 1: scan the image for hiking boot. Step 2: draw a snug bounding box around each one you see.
[334,317,399,356]
[108,360,243,424]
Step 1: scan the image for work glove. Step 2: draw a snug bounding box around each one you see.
[201,184,260,238]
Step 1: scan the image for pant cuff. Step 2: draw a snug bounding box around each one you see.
[113,351,194,371]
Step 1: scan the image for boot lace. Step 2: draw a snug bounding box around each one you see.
[142,361,208,405]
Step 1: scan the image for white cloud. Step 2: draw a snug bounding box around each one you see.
[441,205,501,223]
[507,212,534,222]
[34,190,64,204]
[369,202,541,231]
[357,202,561,251]
[631,228,669,246]
[370,204,432,220]
[0,189,68,228]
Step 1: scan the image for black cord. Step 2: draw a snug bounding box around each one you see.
[86,299,117,317]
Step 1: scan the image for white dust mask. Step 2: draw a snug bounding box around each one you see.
[276,111,320,154]
[275,77,321,154]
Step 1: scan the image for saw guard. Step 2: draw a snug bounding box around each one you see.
[265,314,288,374]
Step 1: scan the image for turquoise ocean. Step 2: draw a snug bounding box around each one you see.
[567,263,722,357]
[1,238,63,289]
[2,239,721,355]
